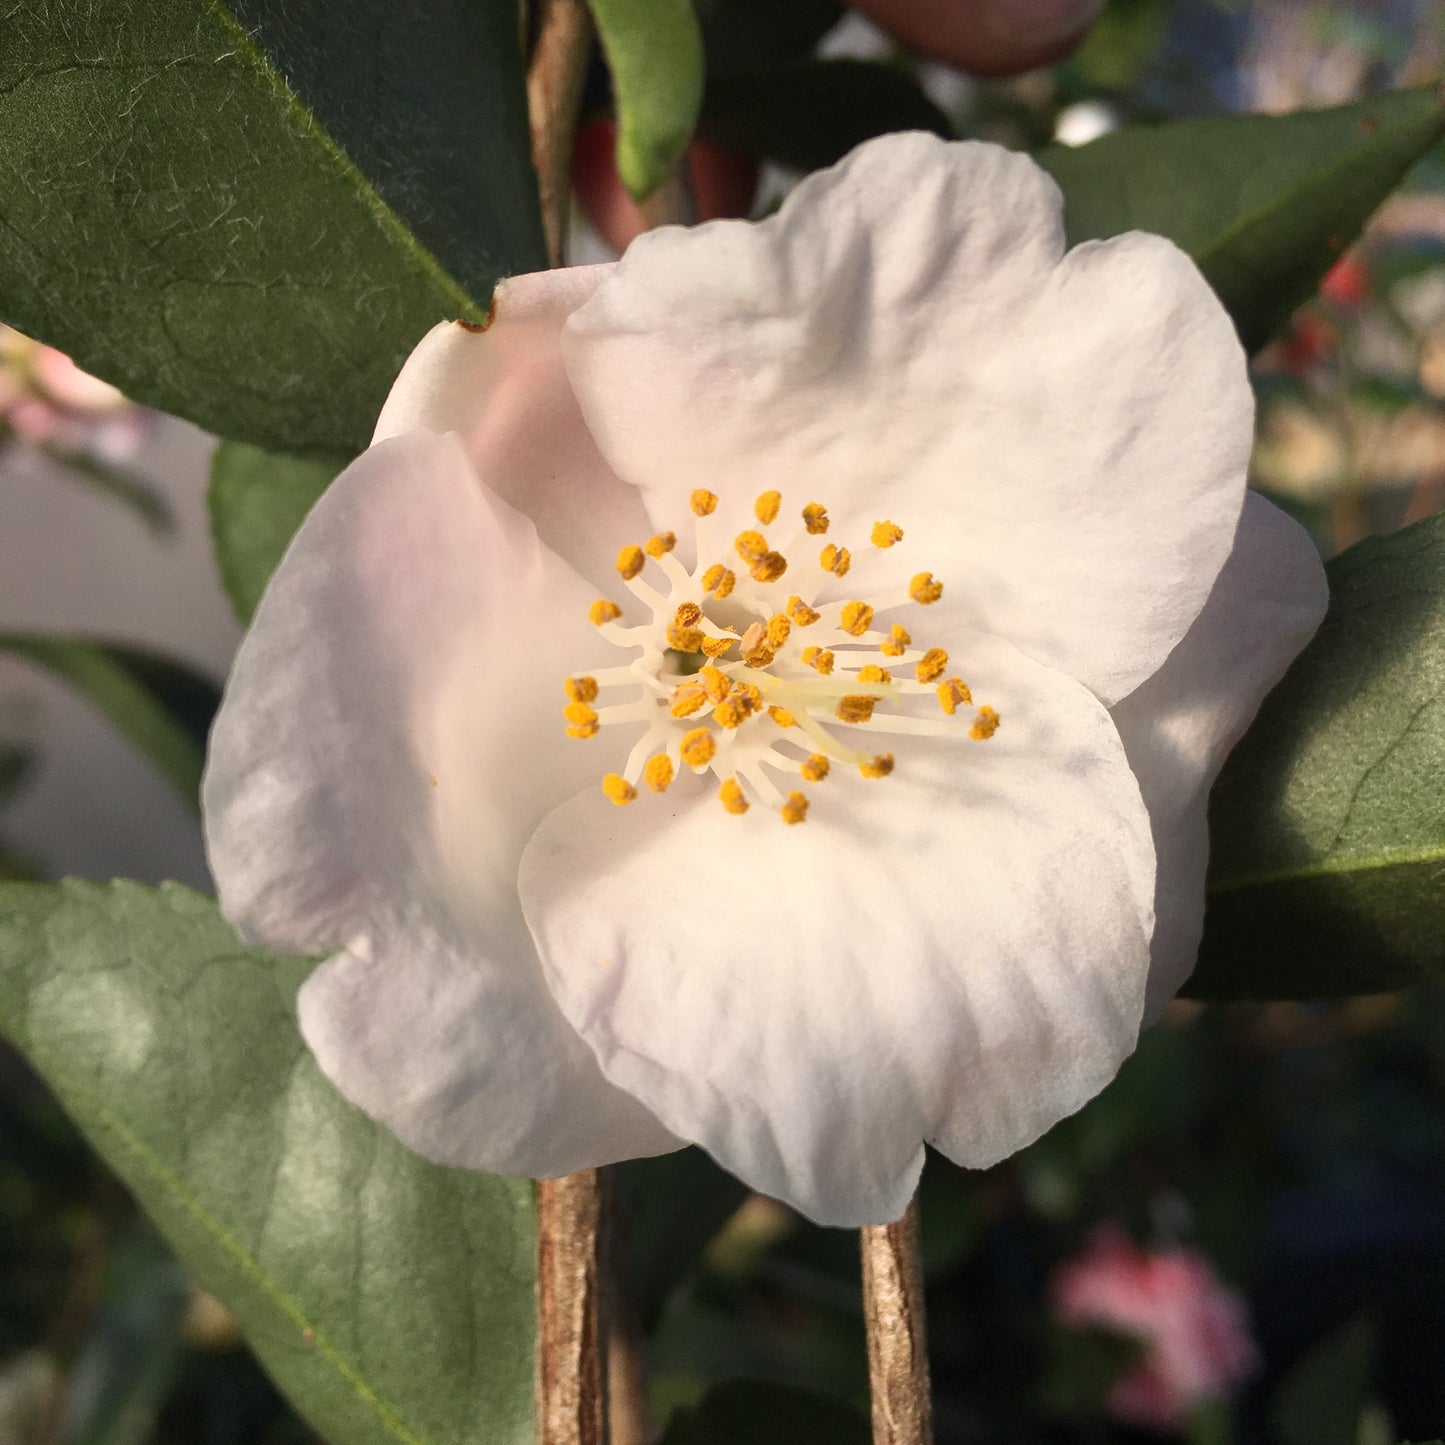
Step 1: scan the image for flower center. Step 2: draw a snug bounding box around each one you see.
[561,489,999,823]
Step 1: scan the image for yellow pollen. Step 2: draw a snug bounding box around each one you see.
[645,531,676,558]
[916,647,949,683]
[861,753,895,779]
[601,773,636,806]
[735,529,768,562]
[840,601,874,636]
[589,599,622,626]
[643,754,674,793]
[740,622,775,668]
[768,705,797,728]
[616,544,645,580]
[699,664,732,703]
[781,791,810,825]
[970,705,1001,741]
[700,634,735,658]
[674,601,703,628]
[802,646,835,675]
[754,490,781,524]
[563,702,599,739]
[714,698,748,729]
[691,489,718,517]
[750,550,788,583]
[679,728,716,769]
[881,622,911,657]
[670,683,708,718]
[802,502,830,535]
[836,694,878,724]
[937,677,973,715]
[711,568,736,599]
[856,664,891,684]
[564,676,599,703]
[719,778,749,814]
[820,542,851,577]
[801,753,830,782]
[701,563,727,593]
[667,623,706,651]
[910,571,944,605]
[766,614,792,647]
[787,595,821,626]
[871,520,904,548]
[736,681,763,712]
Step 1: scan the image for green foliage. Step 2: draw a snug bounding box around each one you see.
[0,880,537,1445]
[660,1378,870,1444]
[209,442,344,626]
[1193,512,1445,998]
[1037,87,1445,351]
[0,0,544,457]
[0,637,220,808]
[588,0,705,200]
[693,0,842,75]
[1269,1317,1378,1445]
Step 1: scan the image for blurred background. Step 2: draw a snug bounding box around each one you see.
[2,0,1444,1441]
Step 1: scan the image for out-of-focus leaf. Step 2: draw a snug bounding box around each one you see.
[1037,87,1445,351]
[587,0,705,199]
[0,0,543,456]
[1063,0,1168,93]
[208,442,343,626]
[660,1378,870,1444]
[0,880,537,1445]
[0,638,220,808]
[1269,1316,1378,1445]
[34,446,175,538]
[703,60,950,173]
[1192,512,1445,998]
[1039,1322,1145,1420]
[694,0,842,75]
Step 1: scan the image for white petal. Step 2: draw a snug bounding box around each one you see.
[519,633,1155,1226]
[564,133,1251,703]
[1110,493,1327,1021]
[376,266,649,589]
[204,429,677,1174]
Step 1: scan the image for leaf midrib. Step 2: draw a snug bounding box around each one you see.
[1209,840,1445,896]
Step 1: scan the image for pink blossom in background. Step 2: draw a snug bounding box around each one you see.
[1050,1225,1258,1433]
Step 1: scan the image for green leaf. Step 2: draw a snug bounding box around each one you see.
[35,444,176,538]
[0,0,545,457]
[703,60,951,174]
[209,442,344,625]
[1192,511,1445,999]
[588,0,705,200]
[1036,87,1445,351]
[694,0,842,76]
[1269,1316,1377,1445]
[0,880,536,1445]
[0,637,220,808]
[660,1379,870,1445]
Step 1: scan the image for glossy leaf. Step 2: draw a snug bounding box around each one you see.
[0,880,537,1445]
[209,442,343,626]
[660,1379,870,1444]
[1192,511,1445,998]
[0,0,544,457]
[588,0,706,200]
[1037,87,1445,351]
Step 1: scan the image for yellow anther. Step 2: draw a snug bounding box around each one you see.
[801,753,830,782]
[667,623,706,652]
[616,544,645,580]
[699,663,732,704]
[740,622,775,669]
[736,681,763,712]
[970,705,1001,741]
[564,703,599,739]
[691,489,718,517]
[602,773,636,806]
[701,563,726,593]
[712,568,736,599]
[840,601,874,637]
[820,543,852,577]
[766,614,792,648]
[589,599,622,625]
[750,550,788,584]
[835,694,878,724]
[787,595,821,626]
[768,705,797,728]
[643,754,674,793]
[856,664,891,684]
[802,646,835,675]
[645,531,676,558]
[871,520,904,548]
[735,529,768,562]
[700,634,735,658]
[916,647,949,683]
[674,601,703,628]
[564,676,599,703]
[719,778,749,814]
[881,622,911,657]
[714,698,748,729]
[910,571,944,605]
[860,753,895,779]
[680,728,716,770]
[781,791,810,825]
[755,490,781,524]
[937,677,973,715]
[670,683,708,718]
[802,502,830,535]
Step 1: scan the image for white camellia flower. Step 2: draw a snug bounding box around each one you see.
[202,134,1327,1227]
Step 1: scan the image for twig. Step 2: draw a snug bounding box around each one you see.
[860,1196,934,1445]
[526,0,594,267]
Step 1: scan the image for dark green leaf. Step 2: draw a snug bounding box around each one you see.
[0,880,537,1445]
[1036,87,1445,351]
[694,0,843,76]
[1269,1316,1377,1445]
[1039,1322,1145,1420]
[703,60,950,173]
[209,442,344,625]
[660,1378,870,1445]
[588,0,705,200]
[35,444,175,538]
[1192,511,1445,998]
[0,0,544,456]
[0,638,220,808]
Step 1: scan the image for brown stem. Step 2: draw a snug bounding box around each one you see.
[526,0,594,267]
[860,1196,934,1445]
[536,1171,608,1445]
